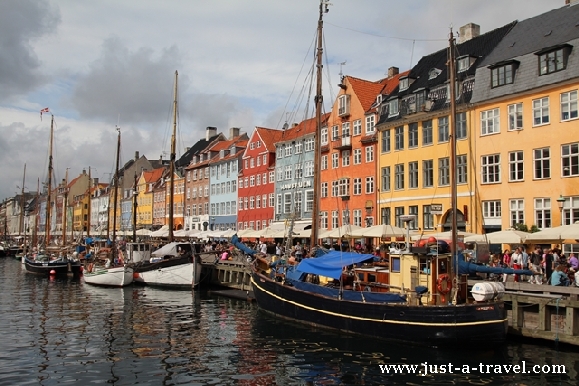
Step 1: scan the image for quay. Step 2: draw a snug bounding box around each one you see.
[203,258,579,346]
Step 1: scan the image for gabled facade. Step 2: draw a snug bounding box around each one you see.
[89,180,109,235]
[237,126,283,231]
[273,115,328,226]
[208,128,248,231]
[320,71,404,231]
[136,167,165,230]
[470,4,579,253]
[376,22,515,235]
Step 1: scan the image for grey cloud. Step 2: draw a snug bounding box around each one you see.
[0,0,60,100]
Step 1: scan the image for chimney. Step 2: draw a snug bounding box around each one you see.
[459,23,480,43]
[229,127,240,139]
[134,151,139,160]
[206,126,217,141]
[387,66,399,78]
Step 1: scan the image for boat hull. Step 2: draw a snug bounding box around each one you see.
[24,257,82,277]
[251,270,507,348]
[133,256,202,289]
[84,266,134,287]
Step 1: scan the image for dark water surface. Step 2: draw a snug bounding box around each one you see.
[0,257,577,385]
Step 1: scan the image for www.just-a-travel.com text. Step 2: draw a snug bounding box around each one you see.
[379,362,566,376]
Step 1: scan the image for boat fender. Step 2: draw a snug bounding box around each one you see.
[436,274,452,295]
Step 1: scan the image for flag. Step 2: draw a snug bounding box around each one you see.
[40,107,50,121]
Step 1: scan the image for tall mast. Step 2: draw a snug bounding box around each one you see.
[87,167,91,238]
[309,0,328,250]
[62,168,68,244]
[112,128,121,248]
[45,115,54,248]
[19,164,26,236]
[169,70,178,243]
[32,177,39,248]
[133,170,137,241]
[448,29,459,291]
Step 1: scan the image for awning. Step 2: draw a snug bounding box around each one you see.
[296,251,375,279]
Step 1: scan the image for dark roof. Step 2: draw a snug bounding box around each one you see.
[480,4,579,67]
[176,133,221,168]
[378,21,516,125]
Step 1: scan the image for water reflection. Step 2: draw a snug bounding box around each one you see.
[0,258,577,385]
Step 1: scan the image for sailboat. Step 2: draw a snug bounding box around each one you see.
[84,128,134,287]
[248,2,528,348]
[25,110,82,277]
[132,71,203,289]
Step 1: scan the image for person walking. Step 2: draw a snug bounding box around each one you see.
[511,248,523,282]
[529,248,543,284]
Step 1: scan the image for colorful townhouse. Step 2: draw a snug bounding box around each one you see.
[376,22,515,234]
[273,116,328,233]
[208,128,248,231]
[183,127,226,231]
[319,70,404,232]
[135,167,165,230]
[89,179,109,235]
[237,126,283,231]
[470,4,579,254]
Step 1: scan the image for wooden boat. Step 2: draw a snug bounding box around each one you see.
[83,128,133,287]
[132,71,202,289]
[249,1,522,348]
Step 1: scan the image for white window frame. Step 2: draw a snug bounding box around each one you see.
[561,90,578,121]
[508,103,523,131]
[533,97,550,126]
[480,108,500,135]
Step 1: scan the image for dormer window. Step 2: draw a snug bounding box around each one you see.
[457,55,475,72]
[388,98,399,117]
[230,145,235,153]
[338,94,350,117]
[536,44,571,75]
[428,68,442,80]
[399,77,409,91]
[489,60,519,88]
[376,94,382,105]
[219,149,225,158]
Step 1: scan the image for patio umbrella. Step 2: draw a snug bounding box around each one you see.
[319,225,363,239]
[411,230,477,241]
[523,222,579,243]
[464,229,531,244]
[349,224,408,238]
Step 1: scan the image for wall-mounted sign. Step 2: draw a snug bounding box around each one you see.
[431,203,443,215]
[280,180,312,190]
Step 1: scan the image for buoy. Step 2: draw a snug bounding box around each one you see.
[427,236,437,244]
[50,269,56,275]
[133,272,140,279]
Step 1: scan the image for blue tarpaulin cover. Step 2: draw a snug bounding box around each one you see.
[296,251,375,279]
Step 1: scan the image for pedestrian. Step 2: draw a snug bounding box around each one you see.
[529,248,543,284]
[521,247,529,282]
[502,249,512,282]
[511,247,523,282]
[543,250,554,284]
[294,241,303,261]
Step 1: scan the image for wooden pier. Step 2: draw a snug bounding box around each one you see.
[202,257,579,346]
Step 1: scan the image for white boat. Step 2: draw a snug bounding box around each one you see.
[83,264,134,287]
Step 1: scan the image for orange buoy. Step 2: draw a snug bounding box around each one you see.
[133,272,140,279]
[50,269,56,275]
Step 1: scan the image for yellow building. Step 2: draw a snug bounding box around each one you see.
[136,167,164,229]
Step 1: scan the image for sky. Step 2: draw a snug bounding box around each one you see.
[0,0,564,201]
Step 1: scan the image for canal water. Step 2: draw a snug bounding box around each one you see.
[0,257,577,385]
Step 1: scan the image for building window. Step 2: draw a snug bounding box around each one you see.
[381,207,391,225]
[534,198,551,229]
[342,122,351,137]
[533,147,550,179]
[423,160,433,187]
[295,140,303,154]
[562,143,579,177]
[332,153,339,169]
[510,199,524,228]
[366,114,375,134]
[332,210,339,229]
[353,209,362,227]
[365,146,374,162]
[395,207,405,228]
[381,129,391,153]
[284,165,292,180]
[408,123,418,148]
[294,191,302,214]
[561,196,579,225]
[285,144,292,157]
[538,47,568,75]
[304,161,314,177]
[395,164,404,190]
[561,90,578,121]
[438,157,450,186]
[353,178,362,195]
[283,193,292,214]
[508,103,523,131]
[306,190,314,212]
[320,211,328,229]
[381,166,390,192]
[509,151,524,181]
[388,99,399,117]
[456,112,467,139]
[305,137,314,152]
[422,120,433,146]
[457,154,467,184]
[365,177,374,194]
[408,206,418,230]
[481,154,501,183]
[353,119,362,136]
[409,161,418,189]
[395,126,404,150]
[295,163,303,179]
[321,182,328,198]
[342,150,350,167]
[338,178,350,196]
[533,97,550,126]
[321,154,328,170]
[438,116,449,143]
[321,127,328,145]
[353,149,361,165]
[491,63,514,87]
[423,205,434,230]
[481,108,500,135]
[483,200,501,219]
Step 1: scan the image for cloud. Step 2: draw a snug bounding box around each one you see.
[0,0,60,101]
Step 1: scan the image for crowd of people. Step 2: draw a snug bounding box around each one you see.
[490,247,578,287]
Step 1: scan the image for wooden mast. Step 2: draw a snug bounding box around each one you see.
[45,115,55,248]
[448,29,459,304]
[62,168,68,245]
[32,177,39,249]
[87,167,91,238]
[112,128,121,253]
[309,0,328,250]
[19,164,26,236]
[168,70,178,243]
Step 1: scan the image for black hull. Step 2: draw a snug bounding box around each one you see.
[251,270,507,348]
[132,255,192,274]
[24,258,82,277]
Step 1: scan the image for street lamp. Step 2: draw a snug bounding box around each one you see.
[557,195,565,226]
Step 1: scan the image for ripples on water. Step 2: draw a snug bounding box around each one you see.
[0,258,577,385]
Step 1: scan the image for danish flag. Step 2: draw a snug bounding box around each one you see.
[40,107,50,121]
